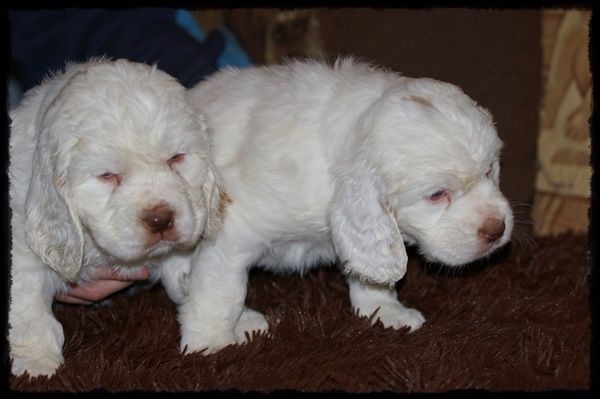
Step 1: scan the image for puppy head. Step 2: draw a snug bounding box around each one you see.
[24,59,219,277]
[369,78,513,266]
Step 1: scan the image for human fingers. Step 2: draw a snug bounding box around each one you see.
[56,279,134,304]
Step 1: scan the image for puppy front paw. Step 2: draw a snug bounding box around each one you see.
[370,302,425,332]
[178,302,239,354]
[10,314,65,377]
[11,351,64,378]
[180,328,237,355]
[234,307,269,343]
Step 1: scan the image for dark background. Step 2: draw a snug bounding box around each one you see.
[229,9,542,213]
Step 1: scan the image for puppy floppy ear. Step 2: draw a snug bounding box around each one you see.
[18,107,84,282]
[329,163,407,287]
[200,164,225,240]
[192,112,225,241]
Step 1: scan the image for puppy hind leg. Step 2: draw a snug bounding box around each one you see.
[347,276,425,332]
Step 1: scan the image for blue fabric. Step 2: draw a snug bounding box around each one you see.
[9,9,226,91]
[216,26,253,69]
[175,10,252,69]
[175,9,207,42]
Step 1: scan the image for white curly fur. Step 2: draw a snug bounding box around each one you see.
[9,59,220,377]
[179,58,513,354]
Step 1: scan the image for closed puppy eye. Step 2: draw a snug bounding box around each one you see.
[167,153,186,168]
[486,167,493,178]
[98,172,122,186]
[428,189,448,202]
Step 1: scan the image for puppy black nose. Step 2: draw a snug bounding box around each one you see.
[142,204,174,234]
[478,218,505,243]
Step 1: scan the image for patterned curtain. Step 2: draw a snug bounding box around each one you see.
[533,10,591,235]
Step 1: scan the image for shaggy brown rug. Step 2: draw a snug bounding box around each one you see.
[9,233,590,393]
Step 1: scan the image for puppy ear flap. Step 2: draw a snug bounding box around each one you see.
[200,164,225,240]
[193,112,224,240]
[329,164,407,287]
[21,122,84,282]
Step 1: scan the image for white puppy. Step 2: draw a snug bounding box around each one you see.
[9,59,220,377]
[180,58,513,354]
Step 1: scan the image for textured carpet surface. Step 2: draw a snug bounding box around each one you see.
[10,233,589,392]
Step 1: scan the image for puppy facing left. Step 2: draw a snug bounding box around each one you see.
[9,59,220,377]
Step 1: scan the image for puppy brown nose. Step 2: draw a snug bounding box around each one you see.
[478,217,506,243]
[142,204,174,234]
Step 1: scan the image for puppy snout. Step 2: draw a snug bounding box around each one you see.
[478,217,505,243]
[141,204,175,234]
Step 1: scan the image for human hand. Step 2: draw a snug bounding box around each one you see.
[55,266,150,305]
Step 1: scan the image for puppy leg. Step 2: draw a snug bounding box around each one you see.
[179,226,263,354]
[10,251,65,377]
[347,276,425,332]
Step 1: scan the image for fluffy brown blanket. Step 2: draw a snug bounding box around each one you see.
[10,233,589,392]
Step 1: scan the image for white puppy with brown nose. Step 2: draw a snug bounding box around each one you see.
[180,58,513,354]
[9,59,220,377]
